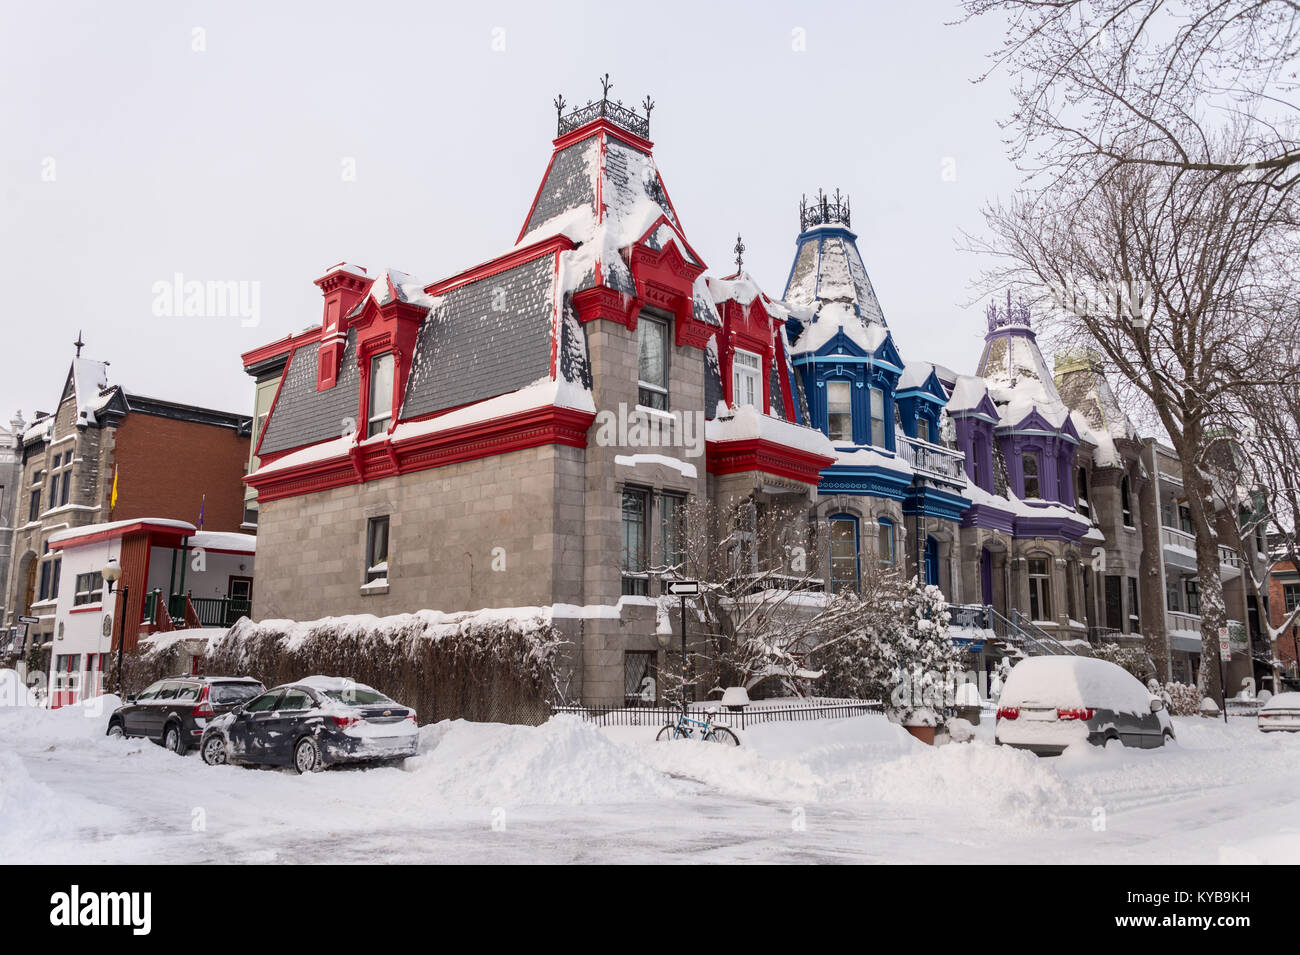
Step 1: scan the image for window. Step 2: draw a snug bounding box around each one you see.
[37,557,61,602]
[1285,583,1300,614]
[971,436,985,489]
[1127,577,1141,631]
[367,353,395,437]
[278,690,312,711]
[244,690,284,713]
[365,516,389,584]
[870,389,886,447]
[1028,557,1052,621]
[1023,453,1041,499]
[73,572,103,606]
[1066,561,1078,621]
[28,488,40,522]
[660,492,685,571]
[877,518,895,567]
[1121,476,1134,526]
[637,315,669,410]
[624,651,658,707]
[49,454,61,506]
[916,417,930,444]
[1185,579,1201,616]
[829,515,860,594]
[826,381,853,443]
[1105,575,1123,630]
[137,681,166,702]
[621,488,649,595]
[731,350,761,408]
[1076,468,1089,517]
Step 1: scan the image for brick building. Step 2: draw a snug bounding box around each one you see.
[2,349,251,662]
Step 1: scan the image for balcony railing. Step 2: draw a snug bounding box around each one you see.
[142,591,251,628]
[1160,525,1245,572]
[893,432,966,487]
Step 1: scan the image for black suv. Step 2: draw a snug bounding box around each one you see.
[106,676,265,754]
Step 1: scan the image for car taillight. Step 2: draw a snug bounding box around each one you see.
[996,706,1019,720]
[193,685,214,718]
[1057,707,1095,721]
[405,713,417,723]
[331,715,360,728]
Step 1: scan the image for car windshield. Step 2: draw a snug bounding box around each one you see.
[210,683,263,705]
[321,688,393,706]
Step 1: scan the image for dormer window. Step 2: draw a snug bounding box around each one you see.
[916,418,930,444]
[367,353,394,437]
[1023,452,1041,499]
[731,349,761,408]
[869,389,886,447]
[827,381,853,442]
[637,315,669,410]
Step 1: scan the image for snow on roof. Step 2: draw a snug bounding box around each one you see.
[788,302,891,357]
[22,415,53,445]
[946,375,992,414]
[977,328,1075,432]
[704,404,836,459]
[347,267,439,317]
[71,358,111,427]
[898,360,948,395]
[48,518,197,546]
[190,531,256,553]
[833,446,914,476]
[1054,355,1138,468]
[963,480,1087,526]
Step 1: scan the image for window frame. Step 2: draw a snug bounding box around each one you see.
[869,388,886,447]
[621,487,650,596]
[636,315,670,411]
[826,380,853,443]
[731,349,762,409]
[876,517,895,567]
[659,491,686,572]
[828,514,860,594]
[364,516,390,584]
[1027,556,1052,621]
[367,352,395,438]
[1022,452,1041,499]
[73,571,103,607]
[1121,475,1134,527]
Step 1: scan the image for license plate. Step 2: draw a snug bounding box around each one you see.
[1022,709,1057,721]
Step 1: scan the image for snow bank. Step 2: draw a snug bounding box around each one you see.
[410,717,680,805]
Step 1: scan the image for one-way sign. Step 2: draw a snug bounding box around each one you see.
[665,580,700,596]
[18,616,38,625]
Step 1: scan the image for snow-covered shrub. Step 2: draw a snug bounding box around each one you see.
[1088,643,1156,682]
[203,610,567,725]
[1163,681,1201,716]
[106,631,206,699]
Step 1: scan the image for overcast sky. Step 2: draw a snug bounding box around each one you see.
[0,0,1021,424]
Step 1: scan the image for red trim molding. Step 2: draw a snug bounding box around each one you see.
[425,236,574,297]
[706,438,834,486]
[248,404,596,503]
[572,286,642,329]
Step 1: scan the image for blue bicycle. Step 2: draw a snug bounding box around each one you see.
[656,709,740,746]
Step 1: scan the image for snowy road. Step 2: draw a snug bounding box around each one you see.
[4,699,1300,864]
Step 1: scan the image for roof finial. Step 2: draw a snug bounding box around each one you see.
[734,233,746,273]
[642,95,655,121]
[74,330,85,358]
[599,73,612,108]
[553,93,566,121]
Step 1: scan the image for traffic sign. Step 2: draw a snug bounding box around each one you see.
[665,580,700,596]
[18,616,38,625]
[1219,626,1231,661]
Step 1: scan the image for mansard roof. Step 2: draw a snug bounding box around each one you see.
[975,302,1075,436]
[783,220,888,330]
[897,361,950,403]
[1054,350,1139,468]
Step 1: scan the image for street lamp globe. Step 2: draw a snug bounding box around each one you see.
[102,559,122,586]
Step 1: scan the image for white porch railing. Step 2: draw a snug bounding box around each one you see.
[893,431,966,486]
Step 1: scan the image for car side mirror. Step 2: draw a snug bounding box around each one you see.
[126,695,136,703]
[1150,698,1164,712]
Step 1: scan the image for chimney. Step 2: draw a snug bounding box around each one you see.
[313,264,370,391]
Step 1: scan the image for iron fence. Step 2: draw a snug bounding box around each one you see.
[554,698,883,730]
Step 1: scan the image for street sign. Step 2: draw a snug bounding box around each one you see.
[665,580,700,596]
[18,616,38,625]
[1219,626,1231,661]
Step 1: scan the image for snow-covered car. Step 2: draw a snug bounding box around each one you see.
[106,676,265,754]
[1257,692,1300,732]
[995,656,1174,756]
[199,676,418,773]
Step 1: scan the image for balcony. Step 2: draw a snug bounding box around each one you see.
[142,591,252,629]
[893,432,967,489]
[1160,525,1243,577]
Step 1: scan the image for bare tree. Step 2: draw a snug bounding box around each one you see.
[961,0,1300,189]
[654,495,890,700]
[969,151,1300,704]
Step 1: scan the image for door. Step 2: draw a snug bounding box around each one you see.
[123,681,165,735]
[979,548,993,606]
[227,689,283,762]
[265,689,314,764]
[226,576,253,625]
[143,681,182,740]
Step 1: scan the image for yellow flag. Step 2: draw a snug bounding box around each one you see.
[110,466,119,510]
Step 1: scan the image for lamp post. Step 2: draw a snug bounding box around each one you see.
[102,559,127,697]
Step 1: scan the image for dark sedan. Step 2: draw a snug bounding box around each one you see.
[199,676,419,773]
[106,676,266,754]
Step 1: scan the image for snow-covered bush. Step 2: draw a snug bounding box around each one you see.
[107,631,206,699]
[1163,681,1201,716]
[1088,643,1156,683]
[203,609,567,725]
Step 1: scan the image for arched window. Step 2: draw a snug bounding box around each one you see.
[1028,555,1052,621]
[1023,452,1041,499]
[877,518,895,567]
[1121,475,1134,527]
[829,514,860,594]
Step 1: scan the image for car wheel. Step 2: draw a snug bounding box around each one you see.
[106,720,124,739]
[1103,733,1121,750]
[201,734,228,766]
[164,723,186,755]
[294,737,323,774]
[1162,730,1175,746]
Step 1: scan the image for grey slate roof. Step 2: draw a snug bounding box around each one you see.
[401,254,559,420]
[258,330,361,455]
[522,140,595,238]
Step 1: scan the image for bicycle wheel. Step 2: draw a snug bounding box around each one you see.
[705,726,740,746]
[656,724,682,741]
